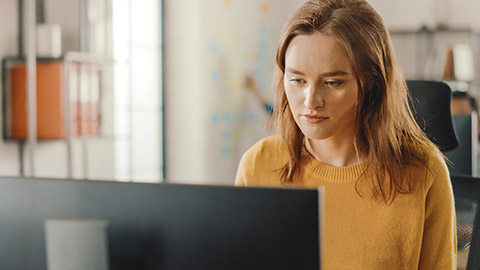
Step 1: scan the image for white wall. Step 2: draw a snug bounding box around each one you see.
[368,0,480,30]
[164,0,207,184]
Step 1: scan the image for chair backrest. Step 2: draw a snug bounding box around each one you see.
[407,80,458,151]
[451,174,480,270]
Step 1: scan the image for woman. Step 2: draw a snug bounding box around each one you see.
[235,0,456,269]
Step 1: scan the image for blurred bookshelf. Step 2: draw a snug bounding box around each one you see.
[1,52,113,178]
[389,26,480,97]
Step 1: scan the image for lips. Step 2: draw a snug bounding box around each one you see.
[301,114,328,123]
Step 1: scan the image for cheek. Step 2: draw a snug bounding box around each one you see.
[344,84,359,107]
[284,84,293,103]
[284,91,301,124]
[344,93,359,118]
[329,90,358,118]
[284,90,295,114]
[284,83,303,104]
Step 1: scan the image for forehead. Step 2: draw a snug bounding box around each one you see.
[284,32,352,74]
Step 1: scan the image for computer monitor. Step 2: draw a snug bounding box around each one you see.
[445,114,478,176]
[0,176,323,270]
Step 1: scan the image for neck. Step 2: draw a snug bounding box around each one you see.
[306,137,361,167]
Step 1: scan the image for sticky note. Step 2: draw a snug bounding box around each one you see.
[221,146,230,156]
[210,71,219,83]
[222,130,231,139]
[209,42,219,53]
[261,3,269,14]
[211,113,219,124]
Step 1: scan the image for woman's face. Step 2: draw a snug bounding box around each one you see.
[284,32,358,143]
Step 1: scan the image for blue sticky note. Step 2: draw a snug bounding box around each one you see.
[254,67,263,76]
[222,130,231,139]
[211,113,219,124]
[209,42,219,53]
[257,53,266,62]
[259,81,268,90]
[258,40,267,49]
[259,25,267,33]
[210,71,219,83]
[249,112,259,121]
[222,113,231,122]
[221,146,230,156]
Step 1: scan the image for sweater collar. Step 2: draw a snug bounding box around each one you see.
[301,147,367,183]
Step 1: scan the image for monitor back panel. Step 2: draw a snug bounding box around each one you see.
[0,177,320,270]
[445,114,477,175]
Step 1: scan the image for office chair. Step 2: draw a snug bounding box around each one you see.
[450,174,480,270]
[407,80,458,151]
[407,80,480,269]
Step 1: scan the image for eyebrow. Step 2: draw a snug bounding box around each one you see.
[285,67,350,77]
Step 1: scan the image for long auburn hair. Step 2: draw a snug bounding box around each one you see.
[273,0,436,203]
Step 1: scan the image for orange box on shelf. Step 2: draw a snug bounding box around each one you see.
[8,61,79,139]
[6,60,101,140]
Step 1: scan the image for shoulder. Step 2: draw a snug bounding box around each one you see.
[239,135,290,171]
[235,135,289,186]
[400,143,450,197]
[405,142,449,188]
[424,146,450,188]
[243,135,289,160]
[412,145,453,207]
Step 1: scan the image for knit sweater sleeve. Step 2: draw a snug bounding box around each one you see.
[234,141,260,186]
[418,151,457,269]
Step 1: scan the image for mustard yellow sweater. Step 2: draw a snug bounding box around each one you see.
[235,136,456,270]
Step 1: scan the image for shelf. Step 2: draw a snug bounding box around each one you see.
[389,26,480,36]
[2,52,112,65]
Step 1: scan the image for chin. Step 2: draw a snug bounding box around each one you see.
[305,134,330,141]
[300,128,331,141]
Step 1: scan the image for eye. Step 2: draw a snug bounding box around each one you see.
[288,78,306,85]
[325,80,344,88]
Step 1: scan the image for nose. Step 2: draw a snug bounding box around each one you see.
[304,83,324,109]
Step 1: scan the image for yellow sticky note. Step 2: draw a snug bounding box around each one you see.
[233,35,242,43]
[233,81,244,89]
[261,3,269,14]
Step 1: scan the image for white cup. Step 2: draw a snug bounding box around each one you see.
[44,219,109,270]
[36,24,62,58]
